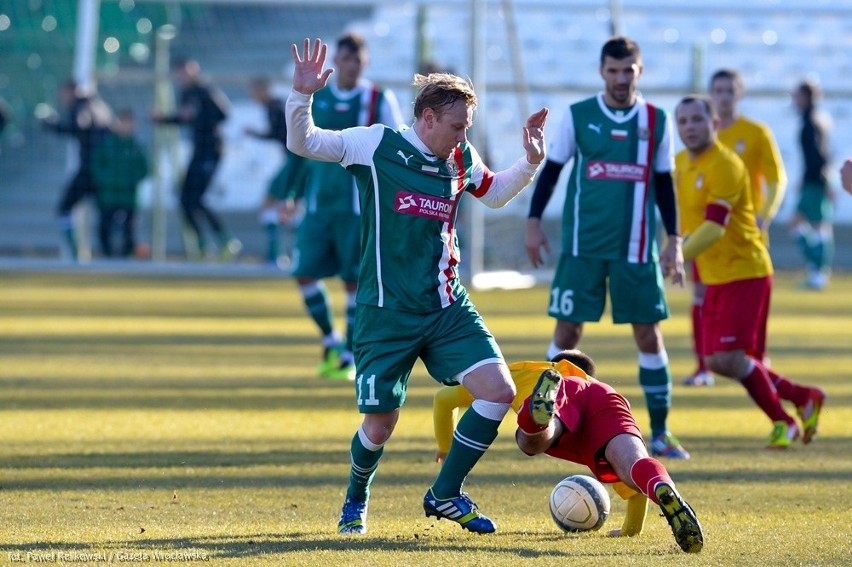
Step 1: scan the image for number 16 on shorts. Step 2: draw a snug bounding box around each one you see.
[549,288,574,317]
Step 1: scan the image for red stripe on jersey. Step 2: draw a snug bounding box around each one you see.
[366,85,381,125]
[442,148,468,303]
[705,201,731,226]
[636,104,657,263]
[469,165,495,197]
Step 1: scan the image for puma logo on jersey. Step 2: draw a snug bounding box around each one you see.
[397,150,414,165]
[588,123,602,134]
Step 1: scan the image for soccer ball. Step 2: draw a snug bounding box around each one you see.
[549,474,611,532]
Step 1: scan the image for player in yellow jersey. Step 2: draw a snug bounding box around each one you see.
[674,94,824,449]
[433,350,703,550]
[683,69,787,387]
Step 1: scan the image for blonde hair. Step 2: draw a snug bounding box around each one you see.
[412,73,477,119]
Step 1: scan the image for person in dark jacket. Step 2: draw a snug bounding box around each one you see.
[152,58,240,260]
[91,108,148,258]
[790,80,834,290]
[43,80,112,260]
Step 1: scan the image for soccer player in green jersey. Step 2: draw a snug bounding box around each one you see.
[288,33,405,381]
[790,80,834,290]
[286,38,548,535]
[524,36,690,459]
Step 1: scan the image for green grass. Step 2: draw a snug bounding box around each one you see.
[0,270,850,566]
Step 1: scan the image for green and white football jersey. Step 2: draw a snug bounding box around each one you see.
[550,93,673,262]
[338,124,496,313]
[304,79,404,214]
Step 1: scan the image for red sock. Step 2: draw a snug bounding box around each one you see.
[764,367,810,406]
[630,457,673,505]
[517,397,547,433]
[741,360,794,424]
[691,304,707,372]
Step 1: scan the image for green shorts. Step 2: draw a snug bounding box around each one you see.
[351,295,504,413]
[548,254,669,324]
[291,212,360,281]
[796,182,833,224]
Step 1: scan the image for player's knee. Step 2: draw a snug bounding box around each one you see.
[361,413,398,445]
[554,323,582,348]
[483,380,515,404]
[705,351,745,378]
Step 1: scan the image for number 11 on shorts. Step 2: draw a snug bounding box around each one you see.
[356,374,380,406]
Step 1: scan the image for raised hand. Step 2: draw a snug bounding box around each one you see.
[290,38,334,95]
[522,107,549,165]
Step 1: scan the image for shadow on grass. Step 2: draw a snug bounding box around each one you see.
[3,369,849,411]
[0,435,849,491]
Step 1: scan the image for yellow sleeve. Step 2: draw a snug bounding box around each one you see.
[433,386,474,454]
[620,493,649,537]
[757,180,786,225]
[682,220,725,261]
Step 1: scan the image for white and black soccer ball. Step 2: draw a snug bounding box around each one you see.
[549,474,611,532]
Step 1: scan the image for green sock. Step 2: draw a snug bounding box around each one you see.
[300,282,334,337]
[813,233,833,271]
[346,428,384,501]
[638,355,672,438]
[796,229,819,268]
[431,403,501,499]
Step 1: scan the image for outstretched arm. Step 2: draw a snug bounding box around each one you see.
[285,38,345,162]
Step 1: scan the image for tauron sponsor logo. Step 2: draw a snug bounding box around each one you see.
[585,161,646,182]
[394,191,454,222]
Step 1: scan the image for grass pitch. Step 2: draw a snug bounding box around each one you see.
[0,269,850,566]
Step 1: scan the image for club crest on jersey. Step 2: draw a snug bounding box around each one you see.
[637,127,650,140]
[395,190,454,222]
[586,160,646,182]
[695,174,704,190]
[735,140,746,154]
